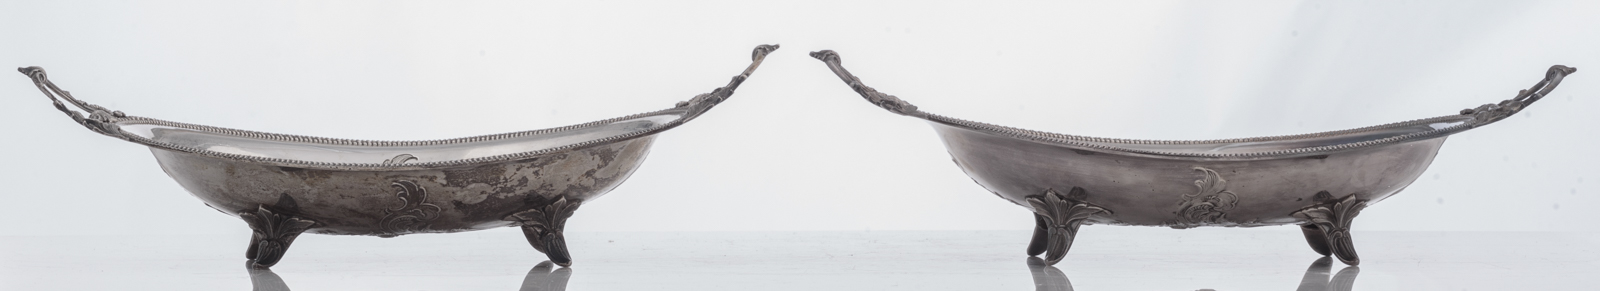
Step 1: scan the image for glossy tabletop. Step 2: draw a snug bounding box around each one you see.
[2,228,1596,290]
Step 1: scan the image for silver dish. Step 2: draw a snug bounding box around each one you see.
[19,44,778,268]
[810,49,1574,266]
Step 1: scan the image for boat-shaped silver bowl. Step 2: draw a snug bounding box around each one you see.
[811,50,1574,266]
[19,44,778,268]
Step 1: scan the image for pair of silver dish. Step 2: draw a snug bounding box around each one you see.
[19,44,1575,268]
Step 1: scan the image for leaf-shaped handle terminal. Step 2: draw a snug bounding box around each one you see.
[1460,65,1577,127]
[810,50,923,116]
[18,66,128,137]
[676,44,780,119]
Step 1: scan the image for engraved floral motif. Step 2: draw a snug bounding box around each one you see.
[382,154,417,165]
[1173,167,1240,228]
[379,180,441,236]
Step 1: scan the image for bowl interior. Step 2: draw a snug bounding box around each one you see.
[1075,117,1468,155]
[118,113,680,164]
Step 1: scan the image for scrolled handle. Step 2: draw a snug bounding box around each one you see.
[1459,65,1577,127]
[18,66,127,137]
[675,44,780,117]
[809,50,921,116]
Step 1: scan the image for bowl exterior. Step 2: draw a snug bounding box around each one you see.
[150,136,656,236]
[933,124,1445,228]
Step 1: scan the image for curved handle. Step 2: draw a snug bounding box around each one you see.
[1459,65,1577,127]
[675,44,781,117]
[17,66,128,137]
[809,50,922,116]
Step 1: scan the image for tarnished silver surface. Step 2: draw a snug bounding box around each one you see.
[19,44,779,268]
[811,49,1575,266]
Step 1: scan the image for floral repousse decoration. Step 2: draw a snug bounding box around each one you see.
[1026,187,1111,265]
[381,153,417,165]
[1173,167,1240,228]
[240,206,316,268]
[505,197,582,266]
[378,180,441,236]
[1293,191,1369,265]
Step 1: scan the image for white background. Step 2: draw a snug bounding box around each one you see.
[2,0,1597,238]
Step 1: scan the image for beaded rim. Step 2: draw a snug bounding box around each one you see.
[918,112,1473,160]
[109,108,691,171]
[22,44,781,171]
[811,49,1574,161]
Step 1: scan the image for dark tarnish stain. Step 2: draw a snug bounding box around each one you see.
[266,193,303,217]
[1071,149,1097,156]
[439,142,638,225]
[278,166,333,184]
[451,176,535,219]
[450,199,492,220]
[450,162,550,220]
[594,146,620,166]
[455,190,565,223]
[384,174,441,183]
[559,152,615,197]
[1304,155,1330,160]
[496,176,530,196]
[475,147,617,221]
[443,164,508,187]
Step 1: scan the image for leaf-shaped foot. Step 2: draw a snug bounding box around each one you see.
[506,197,582,267]
[1293,192,1368,265]
[240,206,316,268]
[1025,187,1111,265]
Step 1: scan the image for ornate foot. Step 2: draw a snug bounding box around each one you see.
[1025,187,1111,265]
[1292,191,1368,265]
[1299,224,1332,256]
[505,197,581,267]
[1026,213,1049,256]
[240,206,316,268]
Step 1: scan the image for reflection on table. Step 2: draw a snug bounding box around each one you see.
[246,260,573,291]
[1027,257,1359,291]
[1027,257,1074,291]
[519,261,573,291]
[246,261,290,291]
[1295,257,1359,291]
[245,256,1355,290]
